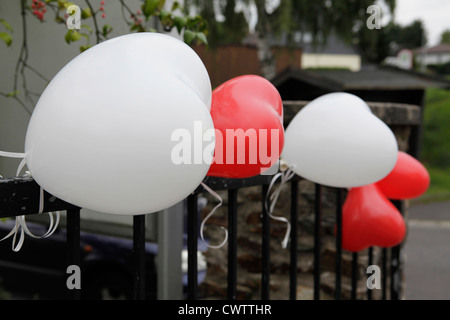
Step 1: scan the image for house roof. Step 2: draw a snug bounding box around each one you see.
[271,66,450,91]
[414,44,450,55]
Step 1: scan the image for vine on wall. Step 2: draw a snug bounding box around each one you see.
[0,0,208,115]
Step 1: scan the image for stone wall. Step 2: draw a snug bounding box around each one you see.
[198,101,422,300]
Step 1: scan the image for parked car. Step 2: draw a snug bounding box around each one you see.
[0,218,207,300]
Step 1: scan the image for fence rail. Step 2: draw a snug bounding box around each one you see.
[0,174,403,300]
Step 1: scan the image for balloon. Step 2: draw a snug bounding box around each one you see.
[282,92,398,188]
[206,75,284,178]
[341,184,406,252]
[25,33,214,215]
[376,151,430,199]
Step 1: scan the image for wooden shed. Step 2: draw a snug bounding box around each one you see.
[271,66,450,158]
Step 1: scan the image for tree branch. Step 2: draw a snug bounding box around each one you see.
[85,0,102,44]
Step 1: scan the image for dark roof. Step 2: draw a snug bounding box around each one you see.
[300,33,360,55]
[414,44,450,54]
[271,66,450,91]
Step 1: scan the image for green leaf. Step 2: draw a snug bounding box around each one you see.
[183,29,195,44]
[6,90,19,97]
[159,9,171,22]
[65,30,71,43]
[158,0,166,11]
[81,24,93,34]
[195,32,208,45]
[60,1,77,10]
[102,24,112,37]
[130,23,140,31]
[65,29,82,44]
[81,7,92,19]
[0,32,12,46]
[79,44,91,52]
[143,0,160,17]
[171,1,180,11]
[0,19,13,32]
[173,16,187,34]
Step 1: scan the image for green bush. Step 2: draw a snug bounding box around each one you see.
[427,62,450,76]
[422,88,450,168]
[419,87,450,202]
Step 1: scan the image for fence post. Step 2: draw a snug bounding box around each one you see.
[187,194,199,300]
[314,184,322,300]
[133,214,146,300]
[66,207,81,300]
[390,200,404,300]
[335,188,343,300]
[289,179,298,300]
[227,188,238,300]
[261,184,270,300]
[157,201,184,300]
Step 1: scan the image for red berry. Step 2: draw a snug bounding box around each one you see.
[102,13,106,18]
[101,0,105,5]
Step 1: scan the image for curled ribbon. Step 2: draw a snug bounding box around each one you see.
[265,161,296,249]
[1,209,61,252]
[199,182,228,249]
[0,150,61,251]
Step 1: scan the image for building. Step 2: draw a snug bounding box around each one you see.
[299,33,361,72]
[414,44,450,67]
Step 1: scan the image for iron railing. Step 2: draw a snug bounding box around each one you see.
[0,173,404,300]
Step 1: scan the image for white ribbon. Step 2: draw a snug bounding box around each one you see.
[1,211,61,252]
[0,150,60,251]
[0,151,25,159]
[265,163,296,249]
[199,182,228,249]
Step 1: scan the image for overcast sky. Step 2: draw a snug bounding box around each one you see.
[388,0,450,46]
[251,0,450,47]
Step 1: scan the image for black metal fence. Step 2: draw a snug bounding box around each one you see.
[0,173,404,300]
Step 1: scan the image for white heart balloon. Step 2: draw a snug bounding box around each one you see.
[25,33,214,215]
[282,92,398,188]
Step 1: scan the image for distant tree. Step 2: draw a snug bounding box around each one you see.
[357,19,427,63]
[185,0,397,78]
[190,0,248,47]
[440,29,450,44]
[394,19,427,49]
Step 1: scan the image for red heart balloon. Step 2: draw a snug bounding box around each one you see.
[207,75,284,178]
[376,151,430,199]
[341,184,406,252]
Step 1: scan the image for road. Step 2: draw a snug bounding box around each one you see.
[404,201,450,300]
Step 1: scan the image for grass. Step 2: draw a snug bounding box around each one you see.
[414,166,450,204]
[416,86,450,203]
